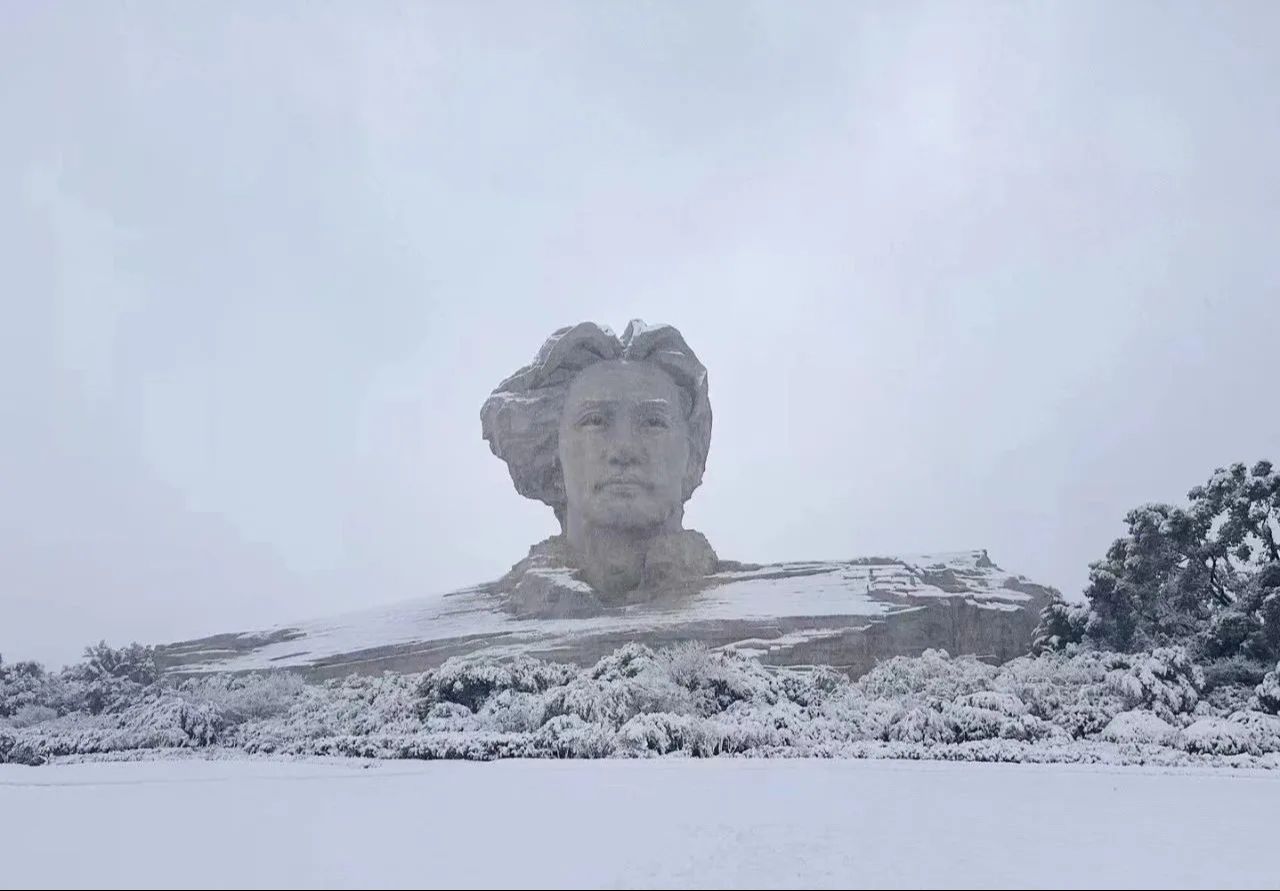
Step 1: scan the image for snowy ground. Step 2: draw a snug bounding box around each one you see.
[2,758,1277,889]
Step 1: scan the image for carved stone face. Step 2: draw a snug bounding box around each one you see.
[557,360,691,534]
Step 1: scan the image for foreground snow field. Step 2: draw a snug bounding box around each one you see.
[2,758,1277,889]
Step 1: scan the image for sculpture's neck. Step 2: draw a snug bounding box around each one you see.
[565,513,682,599]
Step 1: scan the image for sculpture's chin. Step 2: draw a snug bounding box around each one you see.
[586,503,674,532]
[594,515,666,532]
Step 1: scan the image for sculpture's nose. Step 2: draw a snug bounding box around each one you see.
[605,432,643,467]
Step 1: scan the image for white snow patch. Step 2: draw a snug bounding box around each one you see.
[2,758,1277,889]
[718,626,857,657]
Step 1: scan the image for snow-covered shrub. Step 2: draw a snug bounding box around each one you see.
[587,643,663,680]
[998,648,1200,739]
[386,730,535,761]
[4,705,58,728]
[775,665,847,708]
[939,704,1005,742]
[544,645,695,726]
[548,671,692,727]
[818,691,898,742]
[419,701,481,732]
[1004,714,1064,743]
[1104,647,1203,723]
[991,651,1128,739]
[937,701,1056,743]
[956,690,1028,716]
[179,672,306,725]
[420,655,576,712]
[1254,662,1280,715]
[1100,710,1177,746]
[992,651,1111,720]
[312,674,421,736]
[882,703,957,744]
[477,689,549,733]
[670,699,844,756]
[859,650,996,702]
[1228,711,1280,754]
[0,730,45,766]
[617,712,700,756]
[700,705,793,754]
[663,644,780,713]
[11,639,1280,766]
[18,694,222,760]
[1178,717,1261,756]
[117,696,221,747]
[744,700,820,749]
[696,711,772,755]
[1200,655,1269,691]
[534,714,616,758]
[1052,698,1126,740]
[237,672,422,753]
[1202,683,1254,716]
[1198,656,1270,714]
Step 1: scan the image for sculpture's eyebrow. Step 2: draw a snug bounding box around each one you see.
[575,400,618,411]
[636,399,674,412]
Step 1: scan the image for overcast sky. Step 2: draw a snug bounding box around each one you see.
[3,2,1279,666]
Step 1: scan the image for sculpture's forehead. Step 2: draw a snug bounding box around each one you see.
[564,359,682,405]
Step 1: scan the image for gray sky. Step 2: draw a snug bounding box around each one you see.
[3,2,1279,667]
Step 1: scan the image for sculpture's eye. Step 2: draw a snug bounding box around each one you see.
[640,415,669,431]
[578,412,607,429]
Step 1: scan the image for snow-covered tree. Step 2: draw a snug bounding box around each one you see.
[1052,461,1280,661]
[0,656,51,718]
[72,641,160,686]
[1031,595,1088,654]
[58,642,159,716]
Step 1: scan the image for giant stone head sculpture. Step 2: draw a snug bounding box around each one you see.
[481,320,716,601]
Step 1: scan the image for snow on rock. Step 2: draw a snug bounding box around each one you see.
[157,550,1054,679]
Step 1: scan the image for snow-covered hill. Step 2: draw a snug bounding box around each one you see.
[159,550,1054,678]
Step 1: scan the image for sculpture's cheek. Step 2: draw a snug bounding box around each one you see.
[647,434,690,499]
[556,433,596,499]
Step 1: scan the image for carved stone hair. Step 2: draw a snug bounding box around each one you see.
[481,319,712,530]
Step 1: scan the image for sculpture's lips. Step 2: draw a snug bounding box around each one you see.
[596,477,652,491]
